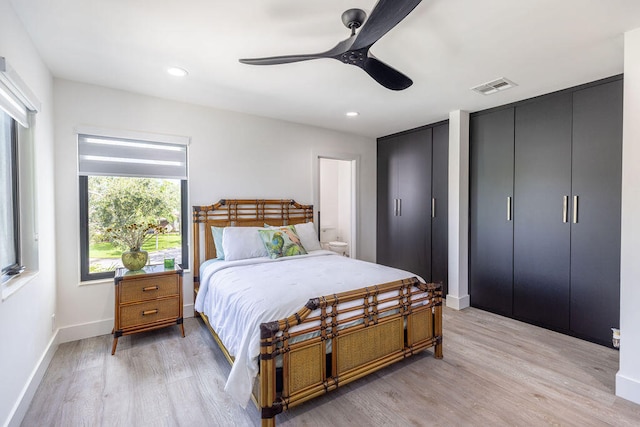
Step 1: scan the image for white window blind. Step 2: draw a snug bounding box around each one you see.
[78,134,188,179]
[0,57,40,127]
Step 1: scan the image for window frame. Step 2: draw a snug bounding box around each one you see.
[1,113,20,279]
[0,57,41,298]
[79,176,189,282]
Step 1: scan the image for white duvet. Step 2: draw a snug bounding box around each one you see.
[194,250,423,407]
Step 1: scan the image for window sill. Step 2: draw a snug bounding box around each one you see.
[1,270,39,301]
[78,268,191,286]
[79,277,114,286]
[79,267,191,286]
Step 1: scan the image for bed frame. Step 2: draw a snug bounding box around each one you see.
[193,199,443,426]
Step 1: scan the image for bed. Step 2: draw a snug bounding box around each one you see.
[192,199,443,426]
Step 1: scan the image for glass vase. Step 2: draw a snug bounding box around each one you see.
[121,250,148,271]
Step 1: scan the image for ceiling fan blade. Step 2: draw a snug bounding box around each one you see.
[352,0,422,50]
[240,36,357,66]
[239,53,325,65]
[362,56,413,90]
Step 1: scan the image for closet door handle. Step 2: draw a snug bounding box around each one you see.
[507,197,512,221]
[431,198,436,218]
[393,199,398,216]
[573,195,578,224]
[562,196,569,223]
[398,198,402,217]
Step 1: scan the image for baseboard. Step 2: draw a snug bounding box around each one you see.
[616,371,640,405]
[5,329,59,427]
[446,293,470,310]
[183,303,194,319]
[58,304,195,344]
[58,318,113,343]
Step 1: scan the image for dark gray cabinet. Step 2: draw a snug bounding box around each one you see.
[469,77,622,346]
[469,108,514,316]
[431,123,449,294]
[377,135,396,269]
[377,128,432,280]
[377,122,448,292]
[570,80,623,344]
[513,93,573,330]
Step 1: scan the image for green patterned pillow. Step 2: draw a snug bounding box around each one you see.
[211,226,225,259]
[258,225,307,259]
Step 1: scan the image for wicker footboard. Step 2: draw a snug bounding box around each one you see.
[259,277,443,426]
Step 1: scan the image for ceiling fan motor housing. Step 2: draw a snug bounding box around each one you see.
[342,8,367,30]
[339,49,367,66]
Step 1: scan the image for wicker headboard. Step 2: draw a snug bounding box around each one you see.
[192,199,313,284]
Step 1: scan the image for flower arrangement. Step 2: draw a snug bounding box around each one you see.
[105,222,165,252]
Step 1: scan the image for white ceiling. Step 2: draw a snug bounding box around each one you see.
[10,0,640,138]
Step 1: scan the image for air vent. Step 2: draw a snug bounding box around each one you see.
[472,77,517,95]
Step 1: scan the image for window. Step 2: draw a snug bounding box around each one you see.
[0,111,19,281]
[0,57,39,293]
[78,132,189,282]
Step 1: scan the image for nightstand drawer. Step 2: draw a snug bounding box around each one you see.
[119,275,179,303]
[119,298,180,329]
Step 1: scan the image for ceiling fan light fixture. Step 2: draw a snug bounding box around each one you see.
[167,67,188,77]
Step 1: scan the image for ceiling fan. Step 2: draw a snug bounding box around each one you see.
[239,0,422,91]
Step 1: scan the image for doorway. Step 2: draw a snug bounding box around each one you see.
[317,157,356,258]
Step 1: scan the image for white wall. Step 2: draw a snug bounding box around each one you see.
[447,111,470,310]
[337,160,352,251]
[0,1,56,426]
[53,79,376,340]
[319,158,353,252]
[319,158,339,237]
[617,27,640,405]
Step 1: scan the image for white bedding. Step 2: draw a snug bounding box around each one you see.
[194,250,423,407]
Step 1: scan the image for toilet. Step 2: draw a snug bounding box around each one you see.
[328,241,348,256]
[320,226,349,256]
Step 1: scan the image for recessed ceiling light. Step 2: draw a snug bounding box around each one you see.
[167,67,188,77]
[346,111,359,117]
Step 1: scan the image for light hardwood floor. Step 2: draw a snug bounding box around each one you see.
[21,307,640,426]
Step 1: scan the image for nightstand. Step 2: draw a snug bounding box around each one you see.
[112,264,184,354]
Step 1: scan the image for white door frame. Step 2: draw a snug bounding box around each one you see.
[312,151,359,259]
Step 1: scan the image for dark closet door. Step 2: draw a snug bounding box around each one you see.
[570,80,623,345]
[396,128,432,280]
[513,93,572,330]
[377,135,401,269]
[431,123,449,294]
[469,108,515,316]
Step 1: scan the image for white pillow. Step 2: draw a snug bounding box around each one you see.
[222,227,268,261]
[294,222,322,251]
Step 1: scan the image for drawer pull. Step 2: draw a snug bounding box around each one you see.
[143,286,159,292]
[142,309,158,316]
